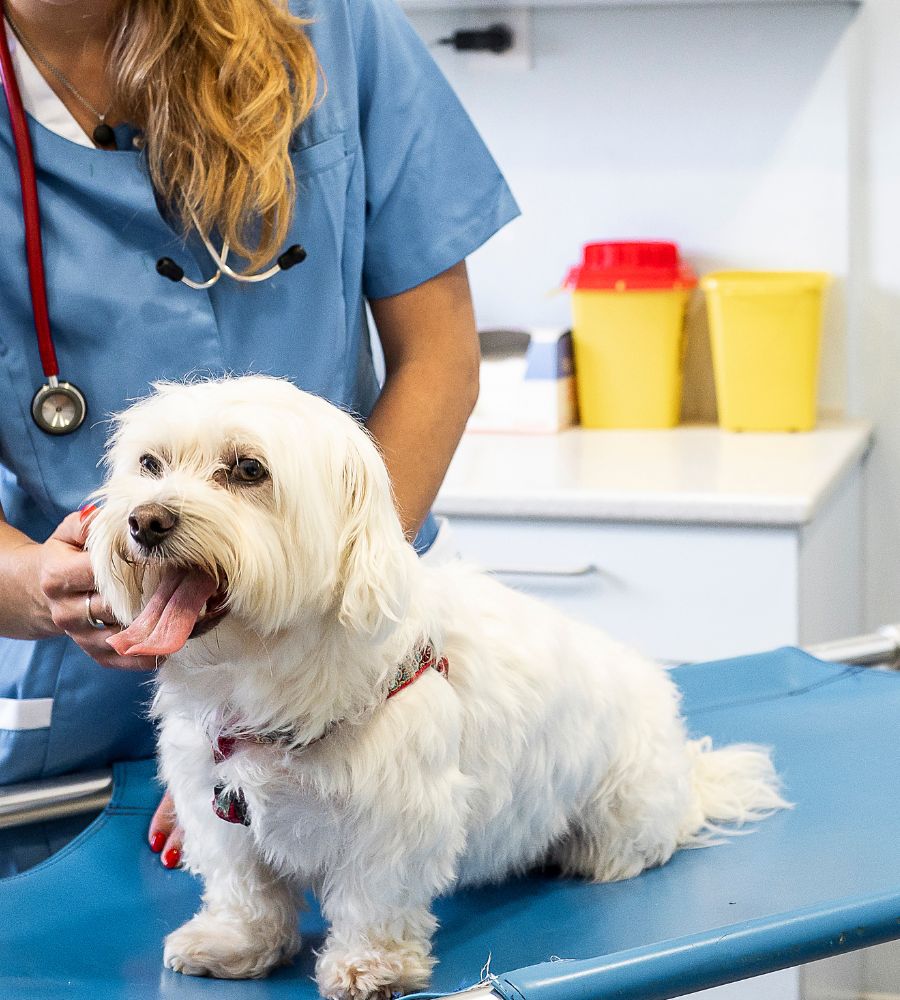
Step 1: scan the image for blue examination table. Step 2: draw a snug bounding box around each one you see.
[1,646,898,1000]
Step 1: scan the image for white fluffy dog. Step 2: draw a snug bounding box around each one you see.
[88,376,785,999]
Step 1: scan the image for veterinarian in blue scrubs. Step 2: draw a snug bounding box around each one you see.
[0,0,518,872]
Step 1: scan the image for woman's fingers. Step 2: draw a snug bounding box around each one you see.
[162,826,184,870]
[57,599,158,670]
[150,790,183,870]
[149,789,176,847]
[40,520,95,598]
[86,590,117,627]
[56,508,92,547]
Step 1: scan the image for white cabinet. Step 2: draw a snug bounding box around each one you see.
[435,422,871,664]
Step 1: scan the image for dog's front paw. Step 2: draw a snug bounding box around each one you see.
[316,936,433,1000]
[164,909,300,979]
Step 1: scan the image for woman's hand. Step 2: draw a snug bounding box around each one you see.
[0,508,158,670]
[33,513,179,863]
[37,511,159,670]
[149,790,184,869]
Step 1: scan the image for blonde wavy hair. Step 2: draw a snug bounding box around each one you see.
[110,0,320,273]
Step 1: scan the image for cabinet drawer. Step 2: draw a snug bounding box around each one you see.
[447,517,799,663]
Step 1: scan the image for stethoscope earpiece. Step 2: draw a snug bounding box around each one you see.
[156,257,185,283]
[278,244,307,271]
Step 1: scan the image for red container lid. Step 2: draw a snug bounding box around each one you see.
[564,241,697,291]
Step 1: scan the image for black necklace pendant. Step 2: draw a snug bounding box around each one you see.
[93,121,116,148]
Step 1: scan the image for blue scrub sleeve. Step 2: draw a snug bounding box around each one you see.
[353,0,520,299]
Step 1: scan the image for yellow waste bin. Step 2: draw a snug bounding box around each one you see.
[701,271,830,432]
[564,242,696,429]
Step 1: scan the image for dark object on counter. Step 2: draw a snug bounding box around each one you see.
[438,24,514,54]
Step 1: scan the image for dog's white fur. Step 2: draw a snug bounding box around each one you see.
[88,376,786,998]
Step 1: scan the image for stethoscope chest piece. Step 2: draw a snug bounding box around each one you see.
[31,379,86,435]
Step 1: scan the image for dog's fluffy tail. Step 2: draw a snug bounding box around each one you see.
[679,736,790,847]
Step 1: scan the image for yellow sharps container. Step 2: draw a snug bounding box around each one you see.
[701,271,830,432]
[563,242,696,429]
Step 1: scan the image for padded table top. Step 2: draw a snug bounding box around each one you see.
[1,648,898,1000]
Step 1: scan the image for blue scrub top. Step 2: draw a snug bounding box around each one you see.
[0,0,519,783]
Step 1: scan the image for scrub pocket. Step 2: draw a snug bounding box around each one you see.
[290,131,351,176]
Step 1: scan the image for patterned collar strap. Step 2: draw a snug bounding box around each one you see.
[386,645,449,699]
[212,725,330,764]
[212,645,448,761]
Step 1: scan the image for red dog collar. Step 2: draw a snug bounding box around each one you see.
[211,645,449,825]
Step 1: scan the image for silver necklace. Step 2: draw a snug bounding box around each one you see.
[4,13,116,147]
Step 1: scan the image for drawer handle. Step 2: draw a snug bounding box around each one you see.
[487,563,601,578]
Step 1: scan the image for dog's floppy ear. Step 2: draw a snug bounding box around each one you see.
[336,429,412,639]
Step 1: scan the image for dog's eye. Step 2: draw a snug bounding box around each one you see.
[230,457,268,484]
[139,454,163,477]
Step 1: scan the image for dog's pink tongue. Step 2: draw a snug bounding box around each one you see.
[108,568,218,657]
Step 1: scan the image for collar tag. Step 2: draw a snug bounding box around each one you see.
[212,783,251,826]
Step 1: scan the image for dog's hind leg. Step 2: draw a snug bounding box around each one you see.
[551,737,786,883]
[550,719,697,883]
[158,717,301,979]
[550,788,684,884]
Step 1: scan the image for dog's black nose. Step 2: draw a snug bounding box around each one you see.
[128,503,178,549]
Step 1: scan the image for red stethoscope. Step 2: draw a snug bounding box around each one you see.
[0,7,86,434]
[0,6,307,436]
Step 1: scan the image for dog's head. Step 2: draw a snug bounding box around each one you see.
[88,376,413,657]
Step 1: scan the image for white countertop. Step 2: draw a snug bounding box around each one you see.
[434,419,874,526]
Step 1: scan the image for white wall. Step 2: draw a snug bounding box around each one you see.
[847,2,900,987]
[849,0,900,640]
[406,0,899,994]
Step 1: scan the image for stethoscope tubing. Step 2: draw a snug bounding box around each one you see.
[0,2,59,381]
[160,209,307,288]
[196,225,295,283]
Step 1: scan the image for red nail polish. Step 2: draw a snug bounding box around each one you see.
[79,504,97,522]
[162,847,181,869]
[149,831,166,853]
